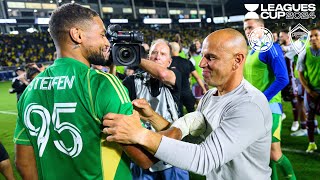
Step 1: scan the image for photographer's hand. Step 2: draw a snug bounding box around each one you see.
[139,59,176,87]
[132,99,154,120]
[132,99,170,131]
[18,73,29,85]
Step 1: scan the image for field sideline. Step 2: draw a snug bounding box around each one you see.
[0,81,319,180]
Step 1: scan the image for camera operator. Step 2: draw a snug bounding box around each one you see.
[122,39,188,180]
[9,68,29,101]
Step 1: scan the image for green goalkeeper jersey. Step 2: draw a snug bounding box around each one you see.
[14,58,132,180]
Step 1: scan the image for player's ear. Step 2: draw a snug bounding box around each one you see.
[69,28,83,45]
[232,53,244,70]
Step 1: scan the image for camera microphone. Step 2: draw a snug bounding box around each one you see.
[107,24,121,37]
[108,24,121,31]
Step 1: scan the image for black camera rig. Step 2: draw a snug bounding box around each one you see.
[107,24,144,66]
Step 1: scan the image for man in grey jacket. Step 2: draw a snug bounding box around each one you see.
[103,28,273,179]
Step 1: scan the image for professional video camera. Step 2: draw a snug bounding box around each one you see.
[107,24,144,66]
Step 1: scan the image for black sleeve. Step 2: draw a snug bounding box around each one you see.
[12,80,27,94]
[169,68,182,102]
[116,72,127,80]
[122,75,136,101]
[11,79,20,88]
[188,60,196,72]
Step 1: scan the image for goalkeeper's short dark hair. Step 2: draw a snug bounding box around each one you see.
[49,3,99,43]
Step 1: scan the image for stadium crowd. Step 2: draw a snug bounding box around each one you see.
[0,32,55,67]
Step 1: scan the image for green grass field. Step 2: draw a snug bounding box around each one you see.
[0,81,319,180]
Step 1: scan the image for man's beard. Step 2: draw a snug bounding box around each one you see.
[87,47,111,66]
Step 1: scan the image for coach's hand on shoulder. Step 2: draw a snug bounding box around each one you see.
[103,111,149,145]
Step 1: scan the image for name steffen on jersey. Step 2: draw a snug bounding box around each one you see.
[28,76,75,90]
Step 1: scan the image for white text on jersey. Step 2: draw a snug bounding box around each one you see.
[28,76,75,90]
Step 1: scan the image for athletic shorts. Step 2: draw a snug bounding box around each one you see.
[130,163,189,180]
[0,143,9,162]
[272,114,282,143]
[192,83,204,100]
[304,90,320,119]
[293,78,304,98]
[192,83,208,100]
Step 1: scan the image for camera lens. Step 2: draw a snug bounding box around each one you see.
[112,43,141,66]
[118,47,136,65]
[120,48,132,61]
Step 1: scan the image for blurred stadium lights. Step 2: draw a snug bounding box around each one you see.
[145,0,222,5]
[9,30,19,34]
[26,27,38,33]
[102,7,113,13]
[110,19,129,24]
[178,19,201,23]
[82,5,90,8]
[42,3,57,9]
[190,10,197,15]
[206,18,212,23]
[228,15,245,23]
[0,19,17,24]
[143,18,172,24]
[213,16,228,24]
[35,18,50,25]
[25,2,42,9]
[7,2,25,8]
[122,8,132,13]
[139,8,156,14]
[169,10,183,15]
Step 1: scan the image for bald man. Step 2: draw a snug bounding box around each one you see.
[103,28,273,179]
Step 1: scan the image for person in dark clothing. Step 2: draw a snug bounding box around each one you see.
[169,42,207,116]
[122,39,187,180]
[0,142,15,180]
[9,68,29,101]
